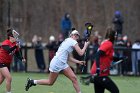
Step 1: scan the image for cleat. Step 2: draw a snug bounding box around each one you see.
[25,78,36,91]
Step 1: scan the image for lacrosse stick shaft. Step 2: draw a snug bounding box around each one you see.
[81,23,93,72]
[81,49,87,72]
[91,59,124,80]
[102,59,124,72]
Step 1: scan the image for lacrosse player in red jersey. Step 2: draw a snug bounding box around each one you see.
[90,26,119,93]
[0,28,25,93]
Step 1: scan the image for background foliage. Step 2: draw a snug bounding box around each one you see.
[0,0,140,42]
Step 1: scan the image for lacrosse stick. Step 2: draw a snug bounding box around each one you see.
[81,23,93,72]
[80,57,127,85]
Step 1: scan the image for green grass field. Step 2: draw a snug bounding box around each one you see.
[0,72,140,93]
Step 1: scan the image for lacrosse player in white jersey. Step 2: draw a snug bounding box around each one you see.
[25,29,89,93]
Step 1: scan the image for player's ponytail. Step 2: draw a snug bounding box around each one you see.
[105,26,116,43]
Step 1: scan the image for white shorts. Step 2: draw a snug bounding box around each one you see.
[49,57,69,73]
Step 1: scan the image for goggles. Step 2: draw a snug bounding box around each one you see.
[12,30,19,40]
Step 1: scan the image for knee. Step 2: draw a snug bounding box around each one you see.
[47,80,54,86]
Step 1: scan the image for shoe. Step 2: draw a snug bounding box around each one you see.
[25,78,36,91]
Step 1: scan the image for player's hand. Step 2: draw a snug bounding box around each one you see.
[16,42,20,48]
[79,61,86,66]
[22,58,26,63]
[96,68,100,76]
[84,41,90,47]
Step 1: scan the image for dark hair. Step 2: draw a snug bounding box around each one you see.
[7,28,13,39]
[64,13,70,19]
[135,39,140,43]
[105,26,116,43]
[71,28,76,31]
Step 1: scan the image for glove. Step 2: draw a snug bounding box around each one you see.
[96,68,100,76]
[83,30,90,40]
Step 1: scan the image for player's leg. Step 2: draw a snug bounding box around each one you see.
[25,72,59,91]
[0,67,12,93]
[34,72,59,85]
[0,68,5,84]
[94,76,105,93]
[63,67,81,93]
[102,76,119,93]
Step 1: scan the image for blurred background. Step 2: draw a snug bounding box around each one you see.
[0,0,140,42]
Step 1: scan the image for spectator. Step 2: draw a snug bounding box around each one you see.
[61,13,72,39]
[131,40,140,75]
[72,39,85,74]
[12,49,25,72]
[94,31,102,45]
[112,10,124,35]
[32,35,46,72]
[88,36,99,68]
[122,35,132,47]
[115,34,124,46]
[122,35,132,74]
[46,35,58,72]
[56,33,64,46]
[114,34,125,60]
[114,34,125,75]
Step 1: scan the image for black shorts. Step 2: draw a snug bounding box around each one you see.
[94,76,119,93]
[0,63,7,68]
[0,63,10,71]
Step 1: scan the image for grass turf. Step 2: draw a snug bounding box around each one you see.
[0,72,140,93]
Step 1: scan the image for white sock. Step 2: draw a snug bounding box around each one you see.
[7,92,11,93]
[78,92,81,93]
[34,80,38,84]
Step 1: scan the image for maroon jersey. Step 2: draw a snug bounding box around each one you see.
[0,39,19,64]
[91,40,114,76]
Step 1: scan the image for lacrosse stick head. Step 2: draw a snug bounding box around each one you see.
[80,76,90,85]
[80,75,96,85]
[84,23,93,40]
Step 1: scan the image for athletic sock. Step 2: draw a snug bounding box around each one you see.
[7,92,11,93]
[34,80,38,84]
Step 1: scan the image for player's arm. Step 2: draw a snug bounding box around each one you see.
[95,50,105,68]
[74,42,89,56]
[2,45,17,53]
[68,55,85,65]
[15,49,24,61]
[95,50,105,75]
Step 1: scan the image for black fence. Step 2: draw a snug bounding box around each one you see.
[113,47,140,76]
[18,46,140,76]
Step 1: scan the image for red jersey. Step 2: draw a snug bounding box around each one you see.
[90,40,114,76]
[0,39,18,64]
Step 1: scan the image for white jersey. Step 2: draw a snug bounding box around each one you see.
[54,38,77,63]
